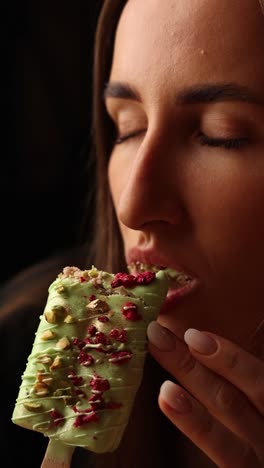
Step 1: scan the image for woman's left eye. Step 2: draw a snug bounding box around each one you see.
[115,129,146,145]
[198,132,249,150]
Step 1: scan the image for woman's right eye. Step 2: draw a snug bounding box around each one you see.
[115,129,146,144]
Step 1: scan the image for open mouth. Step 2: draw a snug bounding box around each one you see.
[127,261,194,290]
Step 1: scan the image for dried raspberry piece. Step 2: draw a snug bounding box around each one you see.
[87,326,97,336]
[88,393,104,410]
[135,271,155,284]
[111,273,136,288]
[72,337,85,349]
[68,371,84,386]
[89,374,110,392]
[122,302,142,321]
[80,276,88,283]
[89,294,96,301]
[108,350,132,365]
[97,315,109,323]
[111,271,155,288]
[73,411,99,427]
[50,410,64,426]
[78,350,94,367]
[94,331,110,345]
[109,328,127,343]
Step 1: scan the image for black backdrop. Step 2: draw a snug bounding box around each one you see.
[3,0,104,284]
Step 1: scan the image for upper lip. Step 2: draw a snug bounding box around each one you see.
[126,247,196,278]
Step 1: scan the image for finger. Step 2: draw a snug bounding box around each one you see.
[159,380,260,468]
[147,322,264,455]
[184,328,264,415]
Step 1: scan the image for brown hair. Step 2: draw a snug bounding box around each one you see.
[92,0,127,274]
[90,2,180,467]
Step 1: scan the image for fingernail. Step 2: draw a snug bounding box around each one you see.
[147,321,176,351]
[160,381,192,414]
[184,328,217,355]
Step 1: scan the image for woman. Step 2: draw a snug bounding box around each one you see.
[91,0,264,466]
[3,1,264,467]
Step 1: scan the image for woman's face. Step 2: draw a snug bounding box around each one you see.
[105,0,264,351]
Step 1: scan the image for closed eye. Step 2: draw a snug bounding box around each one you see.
[198,132,249,150]
[115,129,146,144]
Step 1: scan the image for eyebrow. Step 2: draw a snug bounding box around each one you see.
[104,81,264,106]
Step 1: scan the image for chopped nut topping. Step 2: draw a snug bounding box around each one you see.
[87,299,109,313]
[56,336,71,350]
[55,285,66,294]
[33,382,50,397]
[40,330,57,340]
[64,314,76,323]
[44,305,67,323]
[50,355,63,371]
[23,402,43,412]
[37,355,53,365]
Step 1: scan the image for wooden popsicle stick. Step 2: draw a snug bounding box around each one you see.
[41,439,75,468]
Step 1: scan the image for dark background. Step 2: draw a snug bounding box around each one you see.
[3,0,104,284]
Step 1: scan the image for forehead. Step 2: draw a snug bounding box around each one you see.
[110,0,264,98]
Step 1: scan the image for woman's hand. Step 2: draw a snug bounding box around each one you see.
[147,322,264,467]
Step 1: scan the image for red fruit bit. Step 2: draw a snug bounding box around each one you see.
[111,273,136,288]
[111,271,155,288]
[78,350,94,366]
[108,350,132,365]
[94,331,110,345]
[122,302,142,321]
[97,315,109,323]
[68,371,84,386]
[135,271,155,284]
[87,326,97,336]
[72,337,85,349]
[80,276,88,283]
[73,411,99,427]
[109,328,127,343]
[89,295,96,301]
[90,374,110,392]
[88,393,104,410]
[50,410,64,426]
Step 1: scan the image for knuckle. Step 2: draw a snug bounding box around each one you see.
[177,351,197,376]
[223,349,240,370]
[215,381,243,414]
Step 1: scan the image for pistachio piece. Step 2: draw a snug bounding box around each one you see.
[33,382,50,397]
[55,285,66,294]
[44,305,67,323]
[23,402,43,412]
[50,355,63,371]
[64,314,76,324]
[56,336,71,351]
[37,355,53,365]
[40,330,57,340]
[87,299,109,313]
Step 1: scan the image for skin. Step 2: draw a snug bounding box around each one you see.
[105,0,264,466]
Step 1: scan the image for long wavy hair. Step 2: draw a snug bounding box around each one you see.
[90,2,179,467]
[92,0,127,274]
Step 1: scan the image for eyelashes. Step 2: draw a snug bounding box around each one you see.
[115,129,146,145]
[115,129,249,150]
[197,132,249,150]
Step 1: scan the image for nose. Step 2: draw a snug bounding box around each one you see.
[116,127,185,231]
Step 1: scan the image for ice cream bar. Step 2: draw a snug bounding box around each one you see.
[12,266,169,457]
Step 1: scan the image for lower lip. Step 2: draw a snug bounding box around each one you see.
[160,280,198,314]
